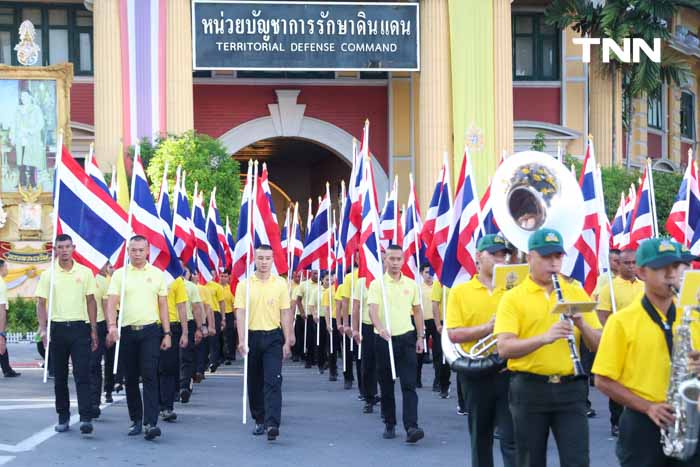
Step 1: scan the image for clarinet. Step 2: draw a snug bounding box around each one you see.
[551,274,585,376]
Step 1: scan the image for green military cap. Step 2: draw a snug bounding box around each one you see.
[527,228,565,255]
[477,234,510,253]
[635,238,682,268]
[674,241,700,264]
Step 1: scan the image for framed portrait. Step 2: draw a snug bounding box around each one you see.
[0,64,72,202]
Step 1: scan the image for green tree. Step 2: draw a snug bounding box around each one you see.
[531,131,546,152]
[146,131,241,226]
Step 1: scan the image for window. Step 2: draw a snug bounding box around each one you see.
[648,87,662,130]
[681,91,696,140]
[512,14,560,81]
[0,4,93,75]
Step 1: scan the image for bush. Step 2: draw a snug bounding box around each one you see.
[6,298,37,333]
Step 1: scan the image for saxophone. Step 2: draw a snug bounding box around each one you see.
[662,303,700,460]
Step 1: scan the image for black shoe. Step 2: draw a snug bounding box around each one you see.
[144,424,161,441]
[128,422,142,436]
[611,425,619,437]
[439,390,449,399]
[406,427,424,443]
[357,394,365,401]
[267,426,279,441]
[105,393,113,403]
[114,383,124,393]
[329,374,337,382]
[224,360,232,366]
[92,406,101,419]
[371,396,381,406]
[54,422,70,433]
[3,370,20,377]
[253,424,265,436]
[80,421,93,435]
[180,389,191,404]
[209,364,218,373]
[363,403,373,414]
[344,380,352,390]
[587,408,597,418]
[457,408,468,416]
[383,425,396,439]
[292,356,300,362]
[161,410,177,422]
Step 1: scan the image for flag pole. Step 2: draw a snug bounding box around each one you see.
[684,149,693,247]
[242,160,258,424]
[43,131,64,383]
[285,205,292,290]
[647,158,659,238]
[114,145,138,374]
[326,183,333,355]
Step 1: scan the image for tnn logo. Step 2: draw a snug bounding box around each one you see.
[572,38,661,63]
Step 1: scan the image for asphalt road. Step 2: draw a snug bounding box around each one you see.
[0,343,619,466]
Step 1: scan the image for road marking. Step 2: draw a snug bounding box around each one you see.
[0,404,55,411]
[0,395,124,453]
[0,399,76,403]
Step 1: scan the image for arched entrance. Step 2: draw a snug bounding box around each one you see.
[234,137,351,225]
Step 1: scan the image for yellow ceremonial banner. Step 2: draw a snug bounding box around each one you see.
[679,271,700,309]
[492,264,529,290]
[116,142,130,212]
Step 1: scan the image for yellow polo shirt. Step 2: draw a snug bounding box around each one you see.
[205,281,224,313]
[339,271,357,315]
[343,276,370,324]
[289,281,301,316]
[447,276,505,352]
[431,281,451,322]
[197,284,213,310]
[367,273,419,337]
[107,263,167,327]
[494,274,602,376]
[222,285,234,314]
[94,274,109,323]
[593,298,700,403]
[183,280,201,321]
[297,279,317,315]
[234,274,290,331]
[420,282,434,320]
[321,285,337,318]
[307,282,323,317]
[597,276,645,313]
[166,277,188,323]
[36,261,96,322]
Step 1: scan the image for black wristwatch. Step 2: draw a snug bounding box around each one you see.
[163,331,172,336]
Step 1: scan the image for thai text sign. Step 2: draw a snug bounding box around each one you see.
[192,1,420,71]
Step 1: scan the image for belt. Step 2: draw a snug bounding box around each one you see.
[512,371,587,384]
[51,320,88,326]
[123,323,158,332]
[249,328,282,335]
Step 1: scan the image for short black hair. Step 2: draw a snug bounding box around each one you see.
[256,244,273,252]
[420,262,431,272]
[223,268,231,275]
[610,249,621,256]
[386,244,402,253]
[129,234,148,244]
[55,234,73,244]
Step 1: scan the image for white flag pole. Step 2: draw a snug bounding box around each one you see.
[242,160,258,424]
[647,158,659,238]
[326,184,334,355]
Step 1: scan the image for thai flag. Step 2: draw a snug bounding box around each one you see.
[290,203,304,272]
[358,158,383,286]
[426,159,452,280]
[420,163,446,248]
[254,163,288,275]
[340,141,364,264]
[379,176,399,250]
[562,139,600,294]
[156,163,173,243]
[478,152,505,238]
[628,163,656,249]
[667,153,700,247]
[213,190,230,270]
[231,165,254,294]
[298,193,332,272]
[192,188,213,283]
[441,148,480,288]
[621,184,637,249]
[205,189,224,280]
[55,145,130,274]
[281,207,290,255]
[225,217,235,270]
[172,167,195,267]
[85,146,111,197]
[611,192,626,250]
[130,151,182,283]
[402,174,424,280]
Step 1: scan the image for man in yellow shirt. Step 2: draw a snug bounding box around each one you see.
[205,278,226,372]
[0,259,20,378]
[158,275,188,422]
[36,234,98,435]
[368,245,425,443]
[88,262,110,418]
[179,262,204,403]
[447,234,515,467]
[349,269,378,413]
[105,235,170,441]
[593,238,700,467]
[193,270,213,384]
[431,278,459,412]
[289,271,303,361]
[495,228,602,466]
[336,268,358,390]
[220,269,237,364]
[235,245,293,441]
[297,270,319,369]
[309,271,330,375]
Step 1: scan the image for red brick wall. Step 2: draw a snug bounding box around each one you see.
[648,132,662,159]
[193,84,389,169]
[513,87,561,125]
[71,82,94,126]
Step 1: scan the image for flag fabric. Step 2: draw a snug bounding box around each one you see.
[156,163,173,243]
[298,194,331,272]
[441,148,480,288]
[420,163,446,249]
[426,160,452,281]
[611,192,626,250]
[594,164,612,273]
[212,189,231,270]
[340,142,364,264]
[281,207,290,256]
[130,152,182,283]
[290,204,304,273]
[55,146,130,274]
[478,153,505,238]
[358,158,384,287]
[402,176,424,280]
[667,153,700,247]
[225,217,236,270]
[193,188,213,283]
[205,189,224,280]
[379,176,399,250]
[561,140,600,294]
[253,163,287,275]
[231,165,255,294]
[172,167,195,267]
[108,165,118,201]
[628,165,655,249]
[85,147,111,197]
[621,184,637,249]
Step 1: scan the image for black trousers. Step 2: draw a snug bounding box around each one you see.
[247,329,283,428]
[0,345,14,375]
[426,319,451,391]
[509,373,590,467]
[375,331,418,431]
[196,335,208,374]
[208,313,222,366]
[104,338,124,392]
[316,318,328,370]
[159,323,182,411]
[179,320,196,390]
[89,321,107,409]
[461,371,517,467]
[122,324,161,426]
[293,315,304,358]
[360,322,377,401]
[50,321,92,422]
[342,333,361,384]
[305,316,317,366]
[224,313,237,360]
[328,318,340,376]
[617,408,700,467]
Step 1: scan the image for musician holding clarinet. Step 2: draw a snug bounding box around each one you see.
[495,228,602,467]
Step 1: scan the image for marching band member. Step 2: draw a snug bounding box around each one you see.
[596,247,643,436]
[36,234,98,434]
[180,263,204,403]
[158,274,188,422]
[593,238,700,467]
[447,234,516,467]
[368,244,425,443]
[235,245,294,441]
[89,262,110,419]
[220,269,237,364]
[106,235,171,441]
[495,228,602,466]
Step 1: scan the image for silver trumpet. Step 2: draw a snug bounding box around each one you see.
[551,273,585,376]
